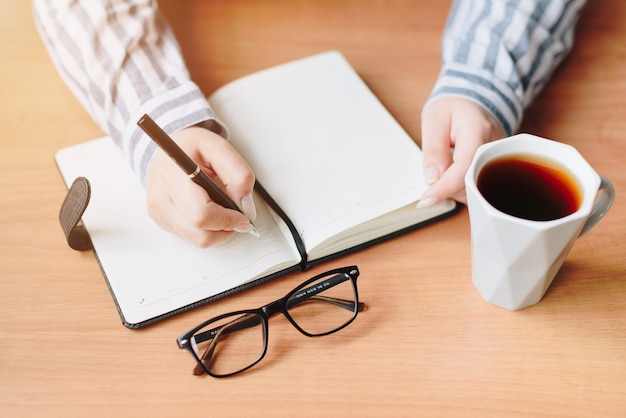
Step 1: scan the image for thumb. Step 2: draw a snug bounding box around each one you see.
[421,101,454,186]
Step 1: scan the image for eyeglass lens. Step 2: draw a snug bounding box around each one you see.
[285,270,358,336]
[190,312,266,377]
[188,270,359,377]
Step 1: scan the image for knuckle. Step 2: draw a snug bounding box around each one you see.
[186,204,212,229]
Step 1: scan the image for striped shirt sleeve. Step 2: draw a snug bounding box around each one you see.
[33,0,228,184]
[425,0,587,136]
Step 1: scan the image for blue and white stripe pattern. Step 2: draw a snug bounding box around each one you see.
[34,0,587,183]
[426,0,587,135]
[33,0,225,184]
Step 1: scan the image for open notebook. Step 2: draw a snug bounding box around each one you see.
[55,51,457,328]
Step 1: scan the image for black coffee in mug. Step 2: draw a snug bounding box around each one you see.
[477,154,582,221]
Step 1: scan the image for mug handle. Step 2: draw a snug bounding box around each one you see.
[579,175,615,236]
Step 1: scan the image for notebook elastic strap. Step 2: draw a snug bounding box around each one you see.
[254,181,308,270]
[59,176,94,251]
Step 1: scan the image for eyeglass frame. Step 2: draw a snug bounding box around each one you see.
[176,265,366,378]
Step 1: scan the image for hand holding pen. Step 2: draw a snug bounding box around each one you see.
[139,114,259,247]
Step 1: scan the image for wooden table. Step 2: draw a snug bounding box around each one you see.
[2,1,625,416]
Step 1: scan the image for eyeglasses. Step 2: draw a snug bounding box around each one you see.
[177,266,367,378]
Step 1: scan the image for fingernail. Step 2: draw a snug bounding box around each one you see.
[425,167,439,185]
[416,197,437,209]
[240,194,257,221]
[234,223,253,234]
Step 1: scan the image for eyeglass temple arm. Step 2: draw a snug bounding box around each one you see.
[305,295,367,312]
[191,272,365,375]
[192,313,258,376]
[191,295,366,376]
[194,274,362,345]
[285,273,365,311]
[192,293,362,347]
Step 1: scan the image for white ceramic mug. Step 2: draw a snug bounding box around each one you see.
[464,134,615,310]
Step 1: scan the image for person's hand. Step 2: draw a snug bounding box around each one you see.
[145,126,257,248]
[418,96,505,207]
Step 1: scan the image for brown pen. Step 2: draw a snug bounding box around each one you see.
[137,114,260,238]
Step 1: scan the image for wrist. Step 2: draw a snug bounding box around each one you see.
[426,63,522,136]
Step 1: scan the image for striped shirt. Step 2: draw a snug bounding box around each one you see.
[33,0,226,184]
[33,0,586,183]
[427,0,587,136]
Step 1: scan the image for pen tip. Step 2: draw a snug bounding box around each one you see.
[250,225,261,239]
